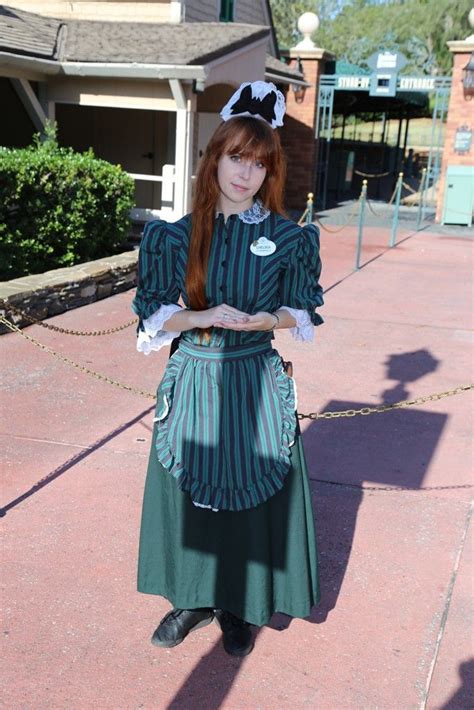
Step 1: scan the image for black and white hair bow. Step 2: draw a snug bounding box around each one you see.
[220,81,286,129]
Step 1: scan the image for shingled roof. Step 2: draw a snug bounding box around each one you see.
[0,5,269,66]
[65,20,269,65]
[265,54,307,84]
[0,5,63,59]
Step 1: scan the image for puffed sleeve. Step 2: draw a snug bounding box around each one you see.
[279,223,324,329]
[132,220,181,330]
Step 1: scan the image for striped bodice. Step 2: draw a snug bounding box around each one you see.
[132,210,324,348]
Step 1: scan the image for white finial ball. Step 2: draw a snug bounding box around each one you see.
[469,7,474,29]
[297,12,320,37]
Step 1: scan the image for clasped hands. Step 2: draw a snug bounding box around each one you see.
[194,303,276,332]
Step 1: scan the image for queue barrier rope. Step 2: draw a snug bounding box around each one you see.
[354,169,391,179]
[402,181,418,195]
[313,201,361,233]
[300,198,361,234]
[297,207,309,226]
[1,315,472,423]
[365,181,399,218]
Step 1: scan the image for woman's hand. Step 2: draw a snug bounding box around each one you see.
[191,303,250,330]
[217,311,276,332]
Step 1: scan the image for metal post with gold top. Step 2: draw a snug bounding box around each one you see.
[305,192,314,225]
[416,167,427,231]
[355,180,367,270]
[390,172,404,247]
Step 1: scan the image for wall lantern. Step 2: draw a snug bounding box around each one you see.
[292,57,307,104]
[462,51,474,99]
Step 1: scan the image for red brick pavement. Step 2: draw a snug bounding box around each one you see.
[1,223,473,708]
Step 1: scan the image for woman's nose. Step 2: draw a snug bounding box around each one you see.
[238,162,251,180]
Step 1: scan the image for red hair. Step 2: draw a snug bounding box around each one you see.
[186,116,287,311]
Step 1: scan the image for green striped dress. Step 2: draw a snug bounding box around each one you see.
[133,206,324,625]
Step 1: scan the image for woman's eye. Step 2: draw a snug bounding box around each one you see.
[230,155,241,162]
[255,161,265,169]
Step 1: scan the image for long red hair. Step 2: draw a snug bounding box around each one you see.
[186,116,287,311]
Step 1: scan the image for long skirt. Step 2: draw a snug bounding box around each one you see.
[137,420,320,627]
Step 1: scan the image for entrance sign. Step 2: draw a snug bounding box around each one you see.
[366,51,408,73]
[337,76,370,90]
[315,71,452,208]
[399,77,436,91]
[370,73,397,97]
[376,52,398,69]
[367,51,408,98]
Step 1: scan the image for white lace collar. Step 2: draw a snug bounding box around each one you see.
[239,199,271,224]
[216,199,270,224]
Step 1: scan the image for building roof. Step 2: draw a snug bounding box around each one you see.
[65,20,269,65]
[265,54,307,84]
[0,5,62,59]
[0,6,269,65]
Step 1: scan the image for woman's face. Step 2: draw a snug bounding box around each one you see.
[217,153,267,209]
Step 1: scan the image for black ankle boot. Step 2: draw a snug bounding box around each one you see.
[151,608,214,648]
[214,610,254,657]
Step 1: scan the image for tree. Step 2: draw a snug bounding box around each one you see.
[269,1,350,50]
[270,0,472,75]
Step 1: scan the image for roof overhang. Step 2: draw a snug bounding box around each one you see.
[0,51,208,80]
[1,35,270,89]
[265,71,310,88]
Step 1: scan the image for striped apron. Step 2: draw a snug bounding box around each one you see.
[153,340,297,511]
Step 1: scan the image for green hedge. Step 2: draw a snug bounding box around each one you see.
[0,125,135,281]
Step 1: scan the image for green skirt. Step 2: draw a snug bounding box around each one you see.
[137,421,320,627]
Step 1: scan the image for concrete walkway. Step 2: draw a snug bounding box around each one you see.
[1,219,473,709]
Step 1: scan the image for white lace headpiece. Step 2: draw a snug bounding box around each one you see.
[219,81,286,129]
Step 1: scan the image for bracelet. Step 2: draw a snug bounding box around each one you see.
[265,312,280,331]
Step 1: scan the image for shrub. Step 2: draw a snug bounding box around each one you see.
[0,122,135,281]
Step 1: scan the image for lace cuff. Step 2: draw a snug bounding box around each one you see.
[137,303,182,355]
[280,306,314,342]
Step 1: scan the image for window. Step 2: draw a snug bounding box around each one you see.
[219,0,234,22]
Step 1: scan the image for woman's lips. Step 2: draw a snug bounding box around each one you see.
[231,183,249,192]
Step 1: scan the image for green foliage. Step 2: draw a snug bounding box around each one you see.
[269,1,325,49]
[270,0,471,75]
[0,122,135,281]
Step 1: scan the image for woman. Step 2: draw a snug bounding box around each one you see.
[133,81,323,657]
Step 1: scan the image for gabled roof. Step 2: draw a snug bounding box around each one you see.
[0,5,269,66]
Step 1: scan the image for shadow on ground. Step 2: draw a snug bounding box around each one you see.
[163,348,448,707]
[0,405,155,517]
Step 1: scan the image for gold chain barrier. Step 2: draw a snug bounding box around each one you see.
[1,301,138,336]
[1,315,472,420]
[0,315,155,399]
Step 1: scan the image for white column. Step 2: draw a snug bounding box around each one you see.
[170,79,195,217]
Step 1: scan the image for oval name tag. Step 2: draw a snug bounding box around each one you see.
[250,237,276,256]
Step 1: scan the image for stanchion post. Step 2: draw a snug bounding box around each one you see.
[305,192,314,225]
[390,172,404,247]
[355,180,367,271]
[416,168,427,231]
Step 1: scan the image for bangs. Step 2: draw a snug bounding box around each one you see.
[220,119,275,167]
